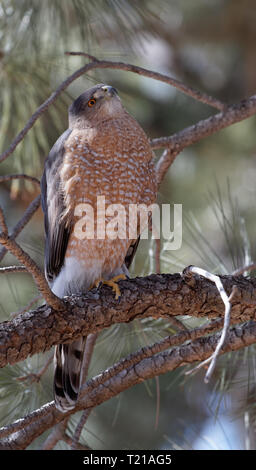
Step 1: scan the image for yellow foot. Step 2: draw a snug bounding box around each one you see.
[93,274,126,300]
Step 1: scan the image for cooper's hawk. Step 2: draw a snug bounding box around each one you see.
[41,84,157,412]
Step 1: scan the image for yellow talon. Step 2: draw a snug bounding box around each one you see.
[92,274,126,300]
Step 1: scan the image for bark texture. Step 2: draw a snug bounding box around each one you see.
[0,272,256,369]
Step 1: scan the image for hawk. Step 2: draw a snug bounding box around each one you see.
[41,84,157,412]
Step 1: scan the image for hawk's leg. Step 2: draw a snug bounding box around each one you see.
[93,274,127,300]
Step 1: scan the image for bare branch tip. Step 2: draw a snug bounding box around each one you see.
[0,206,8,236]
[65,51,99,62]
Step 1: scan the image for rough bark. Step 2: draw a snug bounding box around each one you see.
[0,272,256,369]
[0,319,255,450]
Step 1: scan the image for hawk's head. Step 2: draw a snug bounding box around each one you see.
[69,84,123,128]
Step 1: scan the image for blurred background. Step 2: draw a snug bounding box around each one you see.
[0,0,256,449]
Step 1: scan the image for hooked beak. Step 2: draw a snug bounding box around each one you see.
[101,85,118,98]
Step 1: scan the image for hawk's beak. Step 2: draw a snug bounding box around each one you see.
[101,85,118,98]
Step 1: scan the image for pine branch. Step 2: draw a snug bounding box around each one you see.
[154,95,256,183]
[0,271,255,369]
[1,319,255,450]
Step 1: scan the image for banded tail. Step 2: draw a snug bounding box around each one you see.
[54,337,87,412]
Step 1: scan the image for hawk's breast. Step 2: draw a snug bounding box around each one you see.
[60,113,157,277]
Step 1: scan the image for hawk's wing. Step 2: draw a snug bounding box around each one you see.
[41,129,72,283]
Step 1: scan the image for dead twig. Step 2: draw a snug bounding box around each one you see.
[183,266,236,382]
[0,265,27,274]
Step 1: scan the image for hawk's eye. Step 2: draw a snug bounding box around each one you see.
[88,98,96,107]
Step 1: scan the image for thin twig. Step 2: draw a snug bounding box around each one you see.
[0,206,63,311]
[0,174,40,186]
[63,433,92,450]
[70,409,92,450]
[10,294,42,318]
[233,263,256,276]
[17,353,53,384]
[41,418,68,450]
[156,148,180,186]
[65,51,99,62]
[0,265,27,273]
[154,238,161,274]
[154,376,160,431]
[80,334,99,385]
[168,316,188,331]
[0,195,41,263]
[71,333,98,450]
[183,266,235,382]
[0,206,8,235]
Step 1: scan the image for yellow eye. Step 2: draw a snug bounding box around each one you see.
[88,98,96,107]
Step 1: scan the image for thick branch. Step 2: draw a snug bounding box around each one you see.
[0,272,256,368]
[153,97,256,153]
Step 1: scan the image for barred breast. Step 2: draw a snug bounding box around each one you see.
[60,112,157,280]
